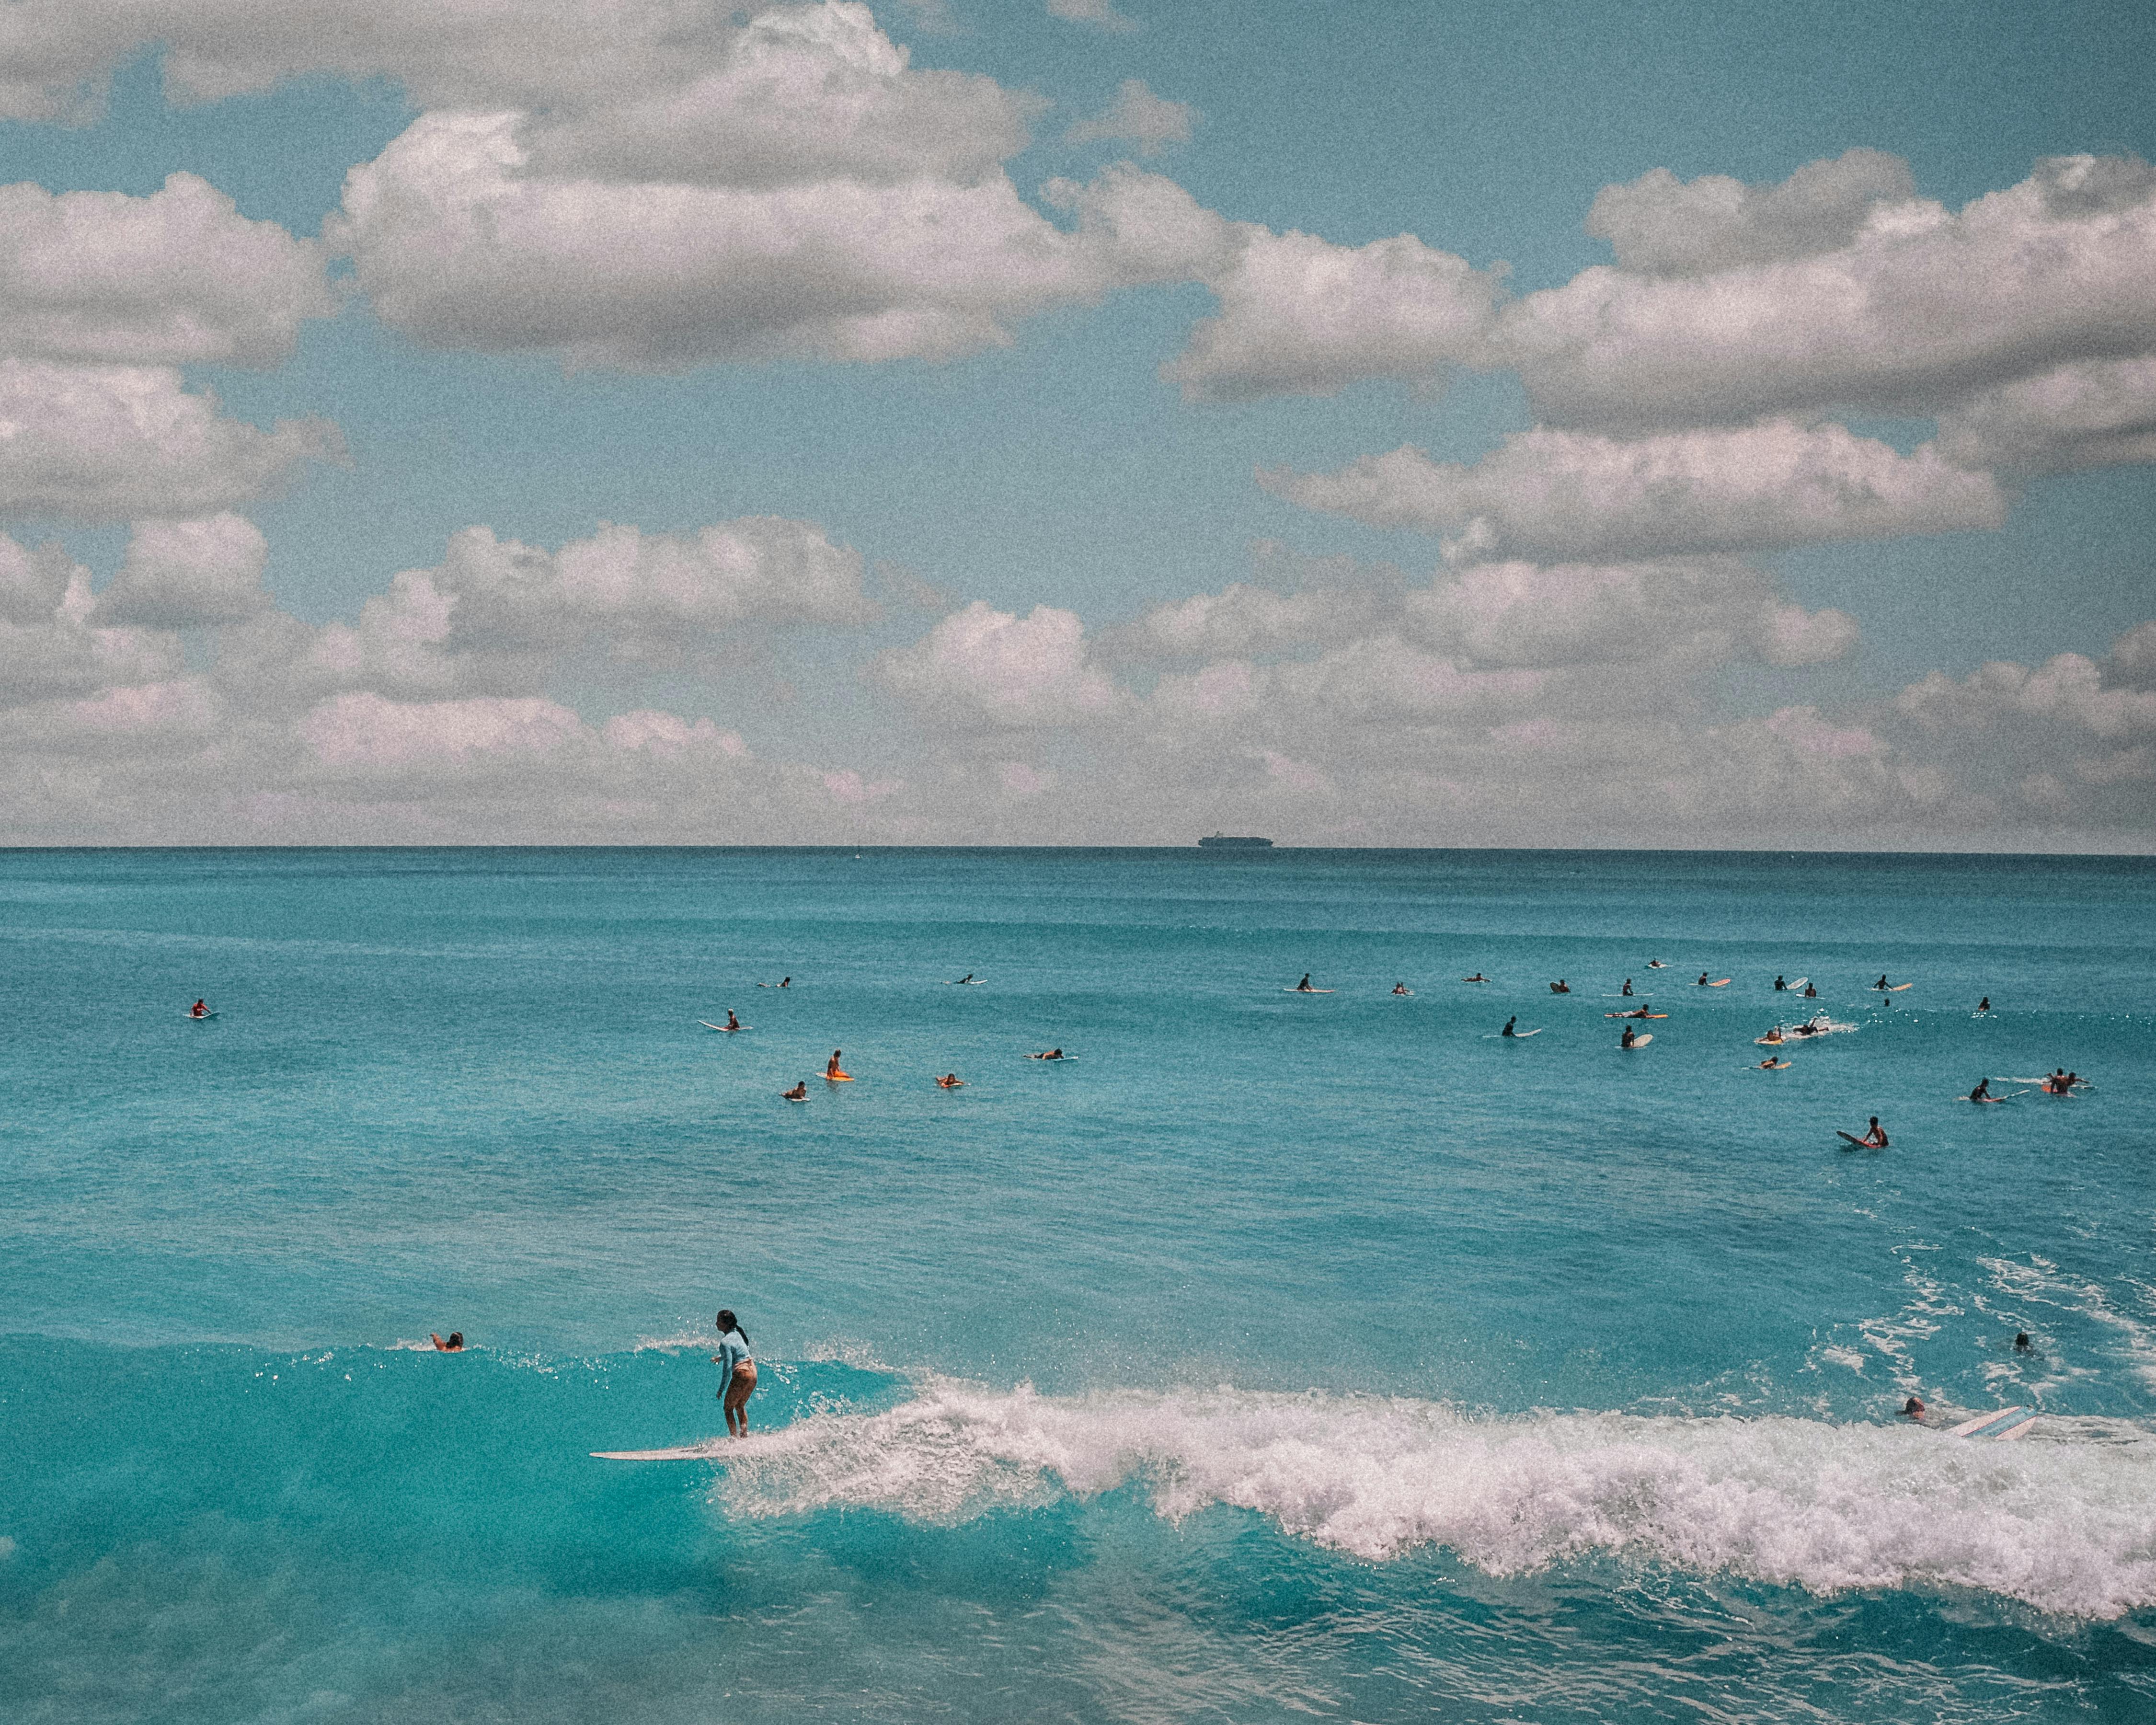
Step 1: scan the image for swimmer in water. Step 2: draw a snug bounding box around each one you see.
[1621,978,1634,996]
[1501,1016,1516,1036]
[1757,1057,1791,1070]
[1969,1078,1991,1102]
[936,1073,965,1088]
[1620,1025,1639,1047]
[1861,1116,1888,1148]
[1029,1048,1066,1060]
[430,1332,463,1352]
[713,1310,756,1437]
[782,1081,808,1101]
[825,1049,850,1081]
[1903,1395,1925,1421]
[1874,974,1890,990]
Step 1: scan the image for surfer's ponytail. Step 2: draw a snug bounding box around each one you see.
[717,1309,748,1346]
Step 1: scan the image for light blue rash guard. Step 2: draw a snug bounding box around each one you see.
[716,1330,752,1389]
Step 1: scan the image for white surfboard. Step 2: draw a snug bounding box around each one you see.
[1487,1029,1543,1037]
[184,1012,219,1020]
[592,1444,725,1461]
[700,1022,751,1032]
[1945,1406,2038,1441]
[1282,988,1334,994]
[942,978,986,985]
[1619,1034,1652,1047]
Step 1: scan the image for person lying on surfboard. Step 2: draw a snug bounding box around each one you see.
[1462,972,1489,982]
[1762,1025,1785,1043]
[782,1081,808,1100]
[936,1073,966,1088]
[430,1332,463,1351]
[1029,1048,1066,1060]
[825,1050,851,1081]
[1757,1058,1791,1069]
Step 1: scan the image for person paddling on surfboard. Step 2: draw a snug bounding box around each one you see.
[1030,1048,1065,1060]
[782,1081,808,1101]
[936,1073,966,1088]
[825,1050,851,1081]
[713,1310,756,1437]
[1756,1057,1790,1069]
[1462,972,1489,983]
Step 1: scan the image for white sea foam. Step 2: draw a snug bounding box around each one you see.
[712,1380,2156,1619]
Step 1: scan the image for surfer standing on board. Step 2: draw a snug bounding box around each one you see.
[713,1310,756,1437]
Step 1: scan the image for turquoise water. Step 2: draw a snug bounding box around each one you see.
[3,847,2154,1721]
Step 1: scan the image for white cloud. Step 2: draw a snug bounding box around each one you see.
[0,359,343,523]
[0,173,331,368]
[1936,355,2156,476]
[1065,79,1193,156]
[872,599,1123,728]
[1261,421,2008,561]
[1502,153,2156,430]
[334,112,1213,370]
[0,533,181,705]
[301,690,585,767]
[1165,226,1504,402]
[1046,0,1137,32]
[1107,579,1397,661]
[1583,149,1917,276]
[93,512,270,629]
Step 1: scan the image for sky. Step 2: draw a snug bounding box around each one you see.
[0,0,2152,848]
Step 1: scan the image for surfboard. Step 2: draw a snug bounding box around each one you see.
[1787,978,1807,990]
[942,978,985,985]
[1618,1034,1652,1047]
[783,1095,807,1103]
[1756,1034,1790,1046]
[1487,1029,1543,1038]
[1698,978,1731,987]
[1606,1011,1668,1019]
[1946,1406,2038,1441]
[592,1445,724,1461]
[184,1012,218,1020]
[824,1073,853,1082]
[1025,1055,1078,1061]
[1886,982,1914,991]
[1835,1130,1878,1147]
[700,1022,750,1032]
[1283,988,1334,994]
[1646,961,1666,967]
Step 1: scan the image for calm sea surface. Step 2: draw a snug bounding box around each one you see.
[3,847,2153,1721]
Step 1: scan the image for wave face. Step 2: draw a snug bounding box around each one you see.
[721,1380,2156,1619]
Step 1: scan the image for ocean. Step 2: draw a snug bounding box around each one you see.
[2,846,2152,1722]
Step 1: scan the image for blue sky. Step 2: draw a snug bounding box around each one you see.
[1,0,2152,845]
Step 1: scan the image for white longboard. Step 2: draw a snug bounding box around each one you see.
[1619,1034,1652,1047]
[184,1012,219,1020]
[700,1022,750,1032]
[1945,1406,2038,1441]
[1487,1029,1543,1037]
[592,1444,724,1461]
[1283,988,1334,994]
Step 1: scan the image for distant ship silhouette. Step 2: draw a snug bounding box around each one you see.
[1198,833,1273,849]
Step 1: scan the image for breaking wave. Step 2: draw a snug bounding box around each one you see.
[713,1379,2156,1619]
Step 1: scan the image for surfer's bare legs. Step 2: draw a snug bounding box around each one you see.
[723,1362,757,1436]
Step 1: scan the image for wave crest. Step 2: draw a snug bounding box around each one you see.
[715,1381,2156,1618]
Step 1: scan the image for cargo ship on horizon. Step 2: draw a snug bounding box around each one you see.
[1197,833,1274,849]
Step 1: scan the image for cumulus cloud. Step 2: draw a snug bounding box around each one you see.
[333,110,1214,369]
[1165,225,1504,402]
[1046,0,1137,31]
[0,360,342,523]
[0,173,331,367]
[0,533,181,705]
[1583,149,1917,276]
[1502,153,2156,431]
[1065,80,1193,155]
[1936,355,2156,476]
[872,600,1123,728]
[1261,420,2006,561]
[92,513,270,629]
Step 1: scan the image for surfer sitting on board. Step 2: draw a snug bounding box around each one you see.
[190,998,209,1018]
[1621,978,1634,995]
[1696,972,1710,986]
[825,1050,851,1081]
[1549,979,1569,993]
[1620,1025,1639,1047]
[430,1332,463,1351]
[1861,1117,1888,1148]
[936,1073,966,1088]
[1802,982,1818,997]
[1501,1016,1517,1036]
[1295,974,1316,991]
[1969,1078,1991,1103]
[713,1311,756,1437]
[725,1010,740,1031]
[1030,1048,1066,1060]
[1874,975,1890,990]
[782,1081,808,1101]
[1393,982,1410,995]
